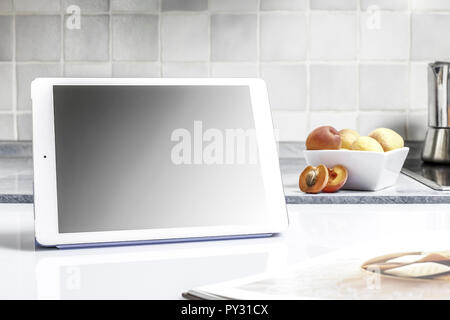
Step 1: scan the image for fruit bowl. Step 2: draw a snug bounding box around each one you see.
[303,147,409,191]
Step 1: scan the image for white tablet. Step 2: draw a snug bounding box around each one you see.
[31,78,288,248]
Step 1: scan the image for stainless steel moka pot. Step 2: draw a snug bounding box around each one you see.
[422,62,450,163]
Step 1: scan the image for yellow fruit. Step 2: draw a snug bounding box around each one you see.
[339,129,360,149]
[369,128,404,152]
[351,136,384,152]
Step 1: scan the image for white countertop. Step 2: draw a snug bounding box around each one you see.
[2,203,450,299]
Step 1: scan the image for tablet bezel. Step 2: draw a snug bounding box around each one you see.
[32,78,288,246]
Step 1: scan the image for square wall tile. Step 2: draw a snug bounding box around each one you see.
[310,64,357,110]
[161,14,209,62]
[113,62,160,77]
[17,114,32,140]
[410,63,428,110]
[260,14,307,61]
[271,111,308,141]
[0,114,14,140]
[16,15,61,61]
[412,0,450,10]
[0,0,13,12]
[359,64,409,110]
[412,14,450,61]
[408,112,427,141]
[358,112,407,137]
[260,64,306,110]
[311,0,357,10]
[17,63,61,110]
[309,112,357,131]
[62,0,109,12]
[361,0,408,10]
[0,16,12,60]
[360,13,409,60]
[65,15,109,61]
[0,64,12,110]
[211,14,257,61]
[64,63,112,77]
[211,63,258,77]
[162,0,207,11]
[210,0,258,11]
[406,112,428,141]
[260,0,307,10]
[112,15,159,61]
[15,0,60,12]
[310,13,357,60]
[162,62,209,77]
[111,0,159,11]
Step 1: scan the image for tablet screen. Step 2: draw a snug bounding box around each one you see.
[53,85,269,233]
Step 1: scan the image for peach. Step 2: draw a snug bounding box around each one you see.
[323,165,348,193]
[369,128,404,152]
[351,136,384,152]
[339,129,360,150]
[299,165,329,194]
[306,126,342,150]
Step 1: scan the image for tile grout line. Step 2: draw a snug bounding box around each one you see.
[305,0,311,134]
[1,60,430,64]
[0,109,32,114]
[7,9,450,15]
[355,0,361,133]
[5,60,425,65]
[13,0,19,202]
[257,0,261,79]
[406,0,412,140]
[11,1,17,140]
[60,0,64,76]
[207,0,211,77]
[109,0,113,76]
[159,0,163,76]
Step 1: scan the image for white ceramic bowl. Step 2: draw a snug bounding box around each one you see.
[303,147,409,191]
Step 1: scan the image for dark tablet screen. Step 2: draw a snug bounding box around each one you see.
[53,85,268,233]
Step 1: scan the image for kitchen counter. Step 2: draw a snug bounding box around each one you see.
[2,203,450,299]
[0,142,448,204]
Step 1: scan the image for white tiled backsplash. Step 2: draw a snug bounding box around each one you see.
[0,0,445,141]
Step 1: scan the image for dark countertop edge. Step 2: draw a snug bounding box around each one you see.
[285,195,450,204]
[0,195,34,204]
[1,194,449,205]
